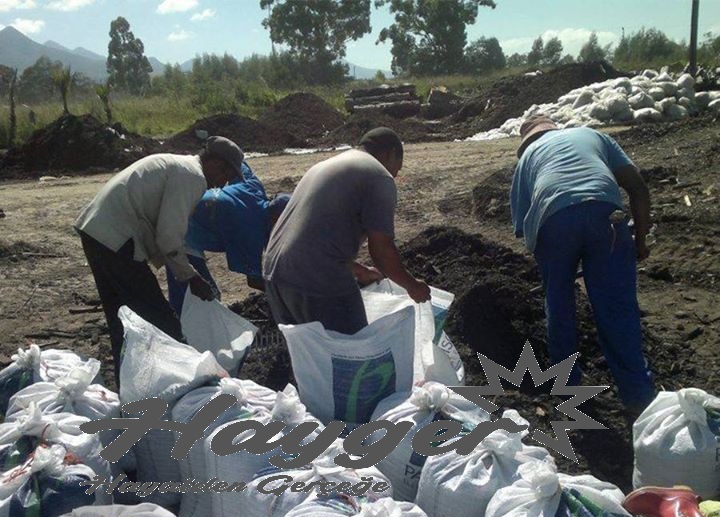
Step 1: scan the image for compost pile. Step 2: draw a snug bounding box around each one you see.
[467,68,720,141]
[454,62,622,135]
[397,226,715,492]
[163,113,301,154]
[320,112,446,146]
[0,114,160,178]
[259,92,345,146]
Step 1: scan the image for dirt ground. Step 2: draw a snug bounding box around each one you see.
[0,117,718,492]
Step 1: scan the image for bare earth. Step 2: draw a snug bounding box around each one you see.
[1,123,719,490]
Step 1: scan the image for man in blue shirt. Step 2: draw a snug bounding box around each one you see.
[166,160,291,315]
[510,115,655,414]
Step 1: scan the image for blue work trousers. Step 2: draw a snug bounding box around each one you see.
[533,201,655,410]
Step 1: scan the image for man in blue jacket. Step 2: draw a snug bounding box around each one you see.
[511,115,656,415]
[166,160,290,315]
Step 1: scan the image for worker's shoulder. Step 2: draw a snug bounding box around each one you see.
[137,152,202,174]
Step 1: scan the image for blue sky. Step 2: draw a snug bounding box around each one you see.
[1,0,719,68]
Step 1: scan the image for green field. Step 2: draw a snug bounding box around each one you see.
[0,70,521,148]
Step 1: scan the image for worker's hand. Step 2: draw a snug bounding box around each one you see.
[189,275,216,301]
[355,265,384,287]
[407,279,431,304]
[636,240,651,262]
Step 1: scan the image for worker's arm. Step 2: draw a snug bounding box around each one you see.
[367,231,430,303]
[612,164,651,261]
[351,262,384,287]
[510,162,531,239]
[247,276,265,291]
[156,169,215,299]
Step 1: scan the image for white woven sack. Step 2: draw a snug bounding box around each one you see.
[206,384,322,517]
[58,504,177,517]
[633,388,720,499]
[5,359,119,423]
[415,410,553,517]
[368,382,490,501]
[286,496,428,517]
[118,306,227,406]
[0,402,110,481]
[238,441,392,517]
[0,444,111,517]
[171,378,278,517]
[281,306,415,428]
[361,279,464,386]
[180,291,258,375]
[485,461,630,517]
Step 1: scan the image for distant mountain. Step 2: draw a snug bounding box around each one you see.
[0,27,106,80]
[148,57,166,74]
[1,27,390,82]
[1,27,164,80]
[345,62,393,80]
[73,47,105,62]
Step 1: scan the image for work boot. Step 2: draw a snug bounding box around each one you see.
[623,486,704,517]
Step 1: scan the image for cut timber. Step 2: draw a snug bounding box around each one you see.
[353,100,422,118]
[348,83,416,98]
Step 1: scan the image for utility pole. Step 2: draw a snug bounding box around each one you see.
[689,0,700,76]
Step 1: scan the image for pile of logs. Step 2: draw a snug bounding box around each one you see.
[345,84,421,118]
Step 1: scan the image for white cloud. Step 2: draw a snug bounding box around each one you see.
[157,0,198,14]
[168,28,193,41]
[47,0,95,11]
[0,0,36,12]
[190,8,214,21]
[11,17,44,33]
[501,28,620,57]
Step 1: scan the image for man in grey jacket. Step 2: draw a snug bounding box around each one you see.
[74,136,240,385]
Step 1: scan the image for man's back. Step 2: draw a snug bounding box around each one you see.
[74,153,206,265]
[263,149,397,297]
[511,127,632,252]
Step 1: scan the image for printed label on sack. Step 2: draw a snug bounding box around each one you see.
[403,413,475,487]
[332,352,396,423]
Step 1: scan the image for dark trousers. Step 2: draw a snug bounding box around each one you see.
[265,279,368,335]
[533,201,656,410]
[79,232,184,386]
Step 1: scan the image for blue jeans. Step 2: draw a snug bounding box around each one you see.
[166,254,220,316]
[533,201,655,410]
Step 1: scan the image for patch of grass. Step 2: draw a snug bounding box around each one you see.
[0,68,527,148]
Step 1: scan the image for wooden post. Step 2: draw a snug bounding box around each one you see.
[689,0,700,76]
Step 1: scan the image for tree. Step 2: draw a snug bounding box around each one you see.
[260,0,371,84]
[52,66,74,115]
[507,53,527,67]
[578,32,611,63]
[107,17,153,95]
[465,37,506,74]
[96,81,112,123]
[543,36,563,66]
[527,36,544,66]
[559,54,575,65]
[377,0,497,76]
[17,56,63,102]
[9,69,17,148]
[614,28,685,68]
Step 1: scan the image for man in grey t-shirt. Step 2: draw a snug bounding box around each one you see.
[262,127,430,334]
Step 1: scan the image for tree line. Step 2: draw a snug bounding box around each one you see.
[1,0,720,109]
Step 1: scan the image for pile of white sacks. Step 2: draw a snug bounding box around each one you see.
[1,283,719,516]
[468,68,720,141]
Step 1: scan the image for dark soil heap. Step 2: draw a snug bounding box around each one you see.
[1,114,160,178]
[163,113,301,155]
[452,62,623,135]
[259,93,345,146]
[319,113,444,147]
